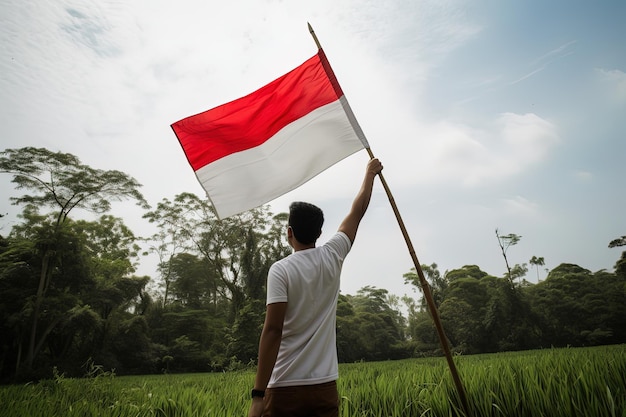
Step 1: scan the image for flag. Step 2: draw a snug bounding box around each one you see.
[171,49,369,219]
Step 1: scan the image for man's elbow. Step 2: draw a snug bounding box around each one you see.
[262,326,283,344]
[267,324,284,335]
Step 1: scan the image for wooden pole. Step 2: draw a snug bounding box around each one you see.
[308,22,473,417]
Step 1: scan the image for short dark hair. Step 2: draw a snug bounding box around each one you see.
[288,202,324,245]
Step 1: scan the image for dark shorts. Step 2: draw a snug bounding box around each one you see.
[262,380,339,417]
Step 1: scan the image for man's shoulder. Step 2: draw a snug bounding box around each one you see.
[325,231,351,246]
[329,231,350,244]
[270,255,291,270]
[321,232,352,257]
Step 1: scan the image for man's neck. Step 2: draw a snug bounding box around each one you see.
[292,242,315,252]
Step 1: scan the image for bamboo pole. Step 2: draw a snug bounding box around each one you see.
[308,23,473,417]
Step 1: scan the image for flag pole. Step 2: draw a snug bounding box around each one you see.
[308,23,473,417]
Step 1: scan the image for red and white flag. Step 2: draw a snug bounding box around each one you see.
[171,50,369,219]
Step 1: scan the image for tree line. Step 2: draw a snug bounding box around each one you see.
[1,147,624,382]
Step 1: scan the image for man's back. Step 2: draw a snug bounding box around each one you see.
[248,158,382,417]
[266,232,351,388]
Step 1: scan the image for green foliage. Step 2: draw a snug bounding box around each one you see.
[609,236,626,248]
[615,251,626,280]
[403,263,448,310]
[404,259,626,356]
[143,193,289,318]
[0,147,148,221]
[142,194,290,369]
[226,299,265,365]
[0,147,149,376]
[529,255,545,280]
[2,146,626,382]
[528,263,626,346]
[337,287,410,362]
[146,306,227,373]
[446,265,489,282]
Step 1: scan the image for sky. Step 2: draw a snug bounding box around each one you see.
[1,0,625,304]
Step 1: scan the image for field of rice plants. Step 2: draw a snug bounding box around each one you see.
[1,344,624,417]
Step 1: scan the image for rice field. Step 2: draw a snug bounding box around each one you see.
[1,344,624,417]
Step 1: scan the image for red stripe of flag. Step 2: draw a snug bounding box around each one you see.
[172,52,342,171]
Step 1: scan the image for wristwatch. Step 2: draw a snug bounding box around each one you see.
[251,389,265,398]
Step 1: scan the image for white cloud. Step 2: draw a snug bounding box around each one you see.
[595,68,626,102]
[499,112,559,164]
[500,195,539,217]
[379,112,559,188]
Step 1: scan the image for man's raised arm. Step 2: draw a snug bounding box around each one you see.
[338,158,383,243]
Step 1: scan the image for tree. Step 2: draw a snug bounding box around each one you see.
[0,148,148,225]
[495,229,524,286]
[439,297,480,352]
[405,264,540,354]
[0,234,38,378]
[144,194,290,366]
[0,212,151,379]
[401,295,440,354]
[0,147,148,372]
[71,215,151,363]
[615,251,626,280]
[608,236,626,248]
[441,273,491,352]
[336,294,365,362]
[226,299,265,366]
[341,286,409,361]
[509,263,529,283]
[168,253,212,308]
[528,263,624,347]
[404,263,448,309]
[529,256,545,280]
[445,265,488,282]
[142,195,194,307]
[144,194,288,318]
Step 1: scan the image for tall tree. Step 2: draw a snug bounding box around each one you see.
[72,215,150,353]
[529,256,545,280]
[495,229,523,286]
[441,272,491,352]
[144,193,288,318]
[0,147,148,372]
[168,253,213,308]
[142,195,193,307]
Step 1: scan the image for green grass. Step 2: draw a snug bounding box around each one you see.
[1,345,625,417]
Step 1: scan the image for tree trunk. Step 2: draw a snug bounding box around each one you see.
[25,249,51,371]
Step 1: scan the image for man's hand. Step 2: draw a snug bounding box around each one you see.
[248,397,264,417]
[366,157,383,178]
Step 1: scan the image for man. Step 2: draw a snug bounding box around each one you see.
[248,158,383,417]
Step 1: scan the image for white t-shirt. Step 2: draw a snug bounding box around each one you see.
[266,232,352,388]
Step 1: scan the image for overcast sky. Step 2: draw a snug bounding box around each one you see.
[1,0,625,302]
